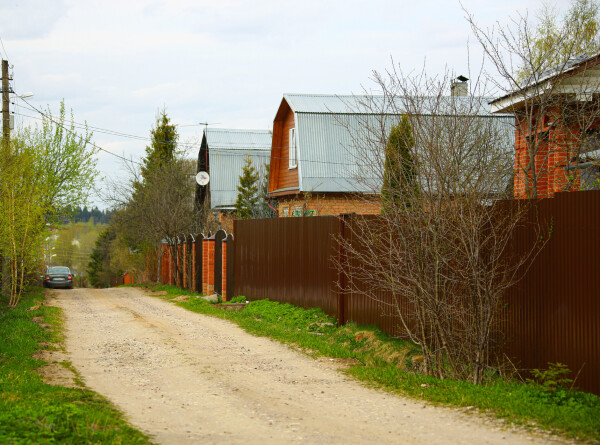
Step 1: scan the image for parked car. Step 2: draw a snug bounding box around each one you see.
[43,266,74,289]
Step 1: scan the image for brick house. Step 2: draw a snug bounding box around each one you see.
[195,128,272,231]
[268,92,514,216]
[490,53,600,199]
[268,94,391,216]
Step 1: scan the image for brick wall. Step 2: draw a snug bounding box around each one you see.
[202,239,215,295]
[513,109,595,199]
[277,193,381,216]
[221,247,227,301]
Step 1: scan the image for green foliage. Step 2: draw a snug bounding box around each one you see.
[527,362,574,393]
[517,0,600,81]
[0,101,98,304]
[0,138,48,305]
[0,289,149,443]
[235,156,260,219]
[87,225,118,288]
[381,115,417,212]
[140,109,179,183]
[21,100,98,218]
[228,295,247,303]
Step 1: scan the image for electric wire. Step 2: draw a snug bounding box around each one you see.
[13,109,362,169]
[0,35,9,62]
[18,97,146,167]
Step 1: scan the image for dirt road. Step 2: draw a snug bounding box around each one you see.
[52,287,566,445]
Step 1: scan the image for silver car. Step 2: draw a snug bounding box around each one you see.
[43,266,74,289]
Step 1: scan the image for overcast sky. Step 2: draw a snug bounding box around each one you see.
[0,0,570,208]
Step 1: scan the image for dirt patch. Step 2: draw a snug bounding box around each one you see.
[31,316,52,331]
[37,362,83,388]
[353,330,411,367]
[171,295,190,302]
[33,349,82,388]
[151,291,168,296]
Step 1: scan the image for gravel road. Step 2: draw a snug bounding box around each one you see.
[53,287,569,445]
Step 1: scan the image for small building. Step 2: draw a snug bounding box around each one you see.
[490,52,600,198]
[268,92,514,216]
[196,128,272,230]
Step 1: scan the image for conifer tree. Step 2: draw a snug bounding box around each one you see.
[235,156,260,219]
[140,109,179,182]
[381,115,417,213]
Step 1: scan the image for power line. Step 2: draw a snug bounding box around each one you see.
[17,98,145,167]
[0,36,10,62]
[15,97,366,170]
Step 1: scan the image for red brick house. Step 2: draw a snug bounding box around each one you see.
[490,53,600,198]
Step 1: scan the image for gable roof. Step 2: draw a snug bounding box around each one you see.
[490,52,600,114]
[205,128,271,209]
[273,94,514,195]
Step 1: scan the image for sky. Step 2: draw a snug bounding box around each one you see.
[0,0,570,209]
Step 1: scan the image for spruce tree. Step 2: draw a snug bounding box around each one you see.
[140,109,179,182]
[235,156,260,219]
[382,115,417,213]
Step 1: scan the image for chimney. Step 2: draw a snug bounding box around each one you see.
[451,75,469,97]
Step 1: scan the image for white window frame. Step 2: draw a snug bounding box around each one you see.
[289,127,297,169]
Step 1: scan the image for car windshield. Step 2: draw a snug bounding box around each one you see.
[48,267,70,274]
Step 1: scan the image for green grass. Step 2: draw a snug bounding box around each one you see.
[0,288,151,444]
[145,284,600,442]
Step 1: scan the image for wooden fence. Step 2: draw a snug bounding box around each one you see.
[233,191,600,395]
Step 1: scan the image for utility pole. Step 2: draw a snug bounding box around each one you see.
[1,59,9,297]
[2,59,9,144]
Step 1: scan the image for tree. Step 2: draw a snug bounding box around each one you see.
[234,156,260,219]
[140,109,179,183]
[22,100,98,217]
[517,0,600,81]
[0,99,98,304]
[337,69,546,384]
[0,137,47,306]
[466,0,600,198]
[88,225,118,288]
[381,115,417,213]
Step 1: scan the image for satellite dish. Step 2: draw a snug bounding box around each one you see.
[196,171,210,186]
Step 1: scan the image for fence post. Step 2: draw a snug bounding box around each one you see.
[202,233,216,295]
[214,229,227,298]
[195,233,203,293]
[337,214,349,326]
[226,233,235,301]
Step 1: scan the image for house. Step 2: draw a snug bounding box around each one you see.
[490,52,600,198]
[268,91,515,216]
[195,128,272,230]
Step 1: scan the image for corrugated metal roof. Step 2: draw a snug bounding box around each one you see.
[283,94,515,194]
[206,128,272,208]
[284,93,507,117]
[206,128,272,150]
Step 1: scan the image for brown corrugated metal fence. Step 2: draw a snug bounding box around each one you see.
[233,191,600,395]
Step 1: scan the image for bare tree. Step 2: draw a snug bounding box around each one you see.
[337,69,547,384]
[465,1,600,198]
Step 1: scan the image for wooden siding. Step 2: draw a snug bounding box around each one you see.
[269,99,300,195]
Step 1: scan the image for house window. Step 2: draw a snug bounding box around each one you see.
[293,206,303,217]
[282,207,289,217]
[289,128,297,169]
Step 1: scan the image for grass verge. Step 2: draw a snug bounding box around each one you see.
[144,284,600,443]
[0,288,150,444]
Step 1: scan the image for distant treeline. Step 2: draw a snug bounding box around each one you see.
[69,206,113,224]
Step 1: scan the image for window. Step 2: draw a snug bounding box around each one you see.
[282,207,289,217]
[289,128,297,169]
